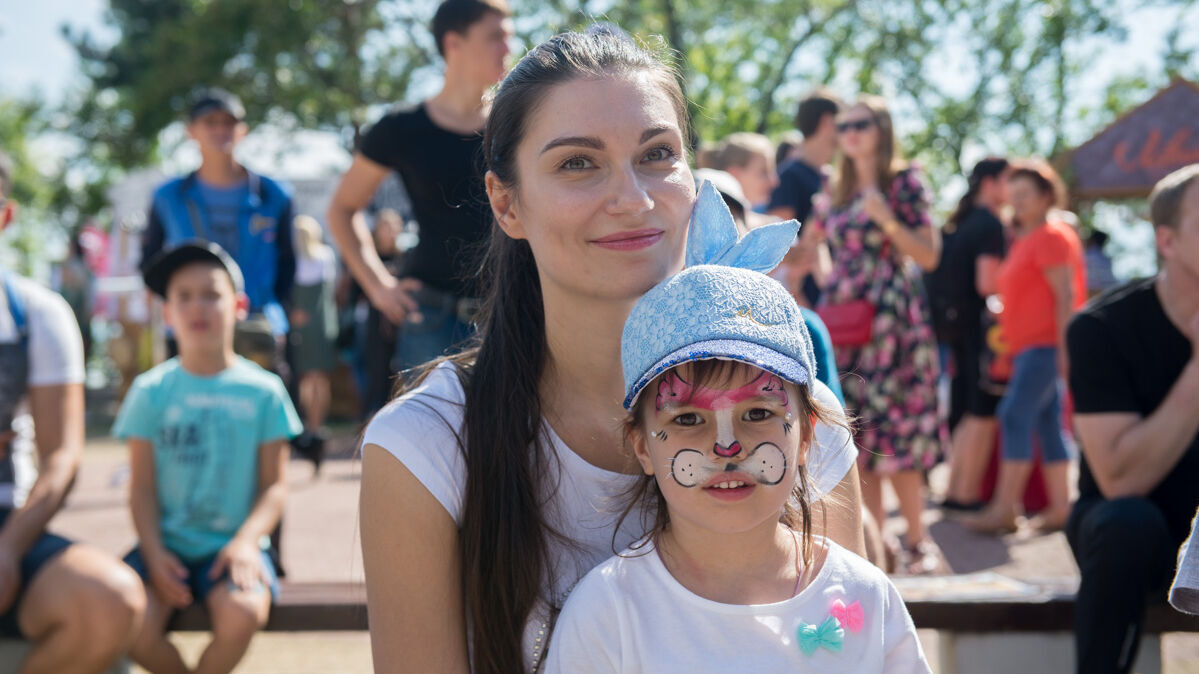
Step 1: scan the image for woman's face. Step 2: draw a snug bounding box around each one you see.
[728,152,778,207]
[491,72,694,302]
[835,104,879,161]
[1007,175,1052,227]
[632,364,806,537]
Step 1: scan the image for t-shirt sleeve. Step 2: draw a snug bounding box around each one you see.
[889,169,932,231]
[360,365,469,523]
[1067,313,1139,414]
[881,576,933,673]
[806,380,857,501]
[26,286,84,387]
[259,376,303,444]
[977,215,1005,258]
[112,377,156,440]
[543,570,623,674]
[767,164,816,220]
[1032,228,1073,269]
[358,112,403,170]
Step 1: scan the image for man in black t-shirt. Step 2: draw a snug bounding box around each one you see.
[767,89,841,307]
[327,0,512,371]
[1066,163,1199,674]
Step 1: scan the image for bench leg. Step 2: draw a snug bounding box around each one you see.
[937,632,1161,674]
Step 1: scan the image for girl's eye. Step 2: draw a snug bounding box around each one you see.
[672,412,702,427]
[561,156,593,171]
[644,145,676,162]
[744,408,772,422]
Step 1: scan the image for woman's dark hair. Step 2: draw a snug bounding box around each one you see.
[617,359,845,570]
[392,29,690,674]
[945,157,1009,232]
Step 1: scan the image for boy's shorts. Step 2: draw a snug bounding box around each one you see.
[124,547,281,604]
[0,510,75,637]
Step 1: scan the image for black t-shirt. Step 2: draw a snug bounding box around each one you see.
[924,207,1006,342]
[359,103,488,298]
[1068,277,1199,543]
[767,159,823,223]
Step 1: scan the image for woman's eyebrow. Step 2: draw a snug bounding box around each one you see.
[540,126,678,156]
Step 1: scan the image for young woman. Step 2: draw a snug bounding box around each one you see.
[359,30,864,674]
[806,95,945,574]
[966,160,1085,534]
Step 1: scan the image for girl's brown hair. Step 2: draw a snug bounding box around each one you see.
[391,29,690,674]
[617,359,845,567]
[1008,157,1068,210]
[831,95,908,208]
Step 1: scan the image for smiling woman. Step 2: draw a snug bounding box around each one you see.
[358,28,863,674]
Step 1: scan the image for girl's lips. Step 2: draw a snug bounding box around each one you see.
[702,471,758,502]
[590,229,664,251]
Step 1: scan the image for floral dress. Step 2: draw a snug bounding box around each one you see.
[815,167,946,473]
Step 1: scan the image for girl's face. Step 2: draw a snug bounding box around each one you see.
[1007,175,1053,227]
[632,363,808,536]
[488,72,694,302]
[835,104,879,161]
[727,152,778,207]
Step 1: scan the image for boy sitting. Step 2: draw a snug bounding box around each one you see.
[113,242,301,673]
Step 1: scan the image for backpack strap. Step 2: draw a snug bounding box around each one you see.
[1,271,27,346]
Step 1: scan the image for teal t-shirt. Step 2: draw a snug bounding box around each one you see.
[112,357,302,562]
[800,307,844,405]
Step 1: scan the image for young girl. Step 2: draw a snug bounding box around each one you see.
[544,183,929,673]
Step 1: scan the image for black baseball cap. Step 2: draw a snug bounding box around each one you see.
[143,241,245,298]
[188,88,246,122]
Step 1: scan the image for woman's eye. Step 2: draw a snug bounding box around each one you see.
[644,145,676,162]
[744,408,772,422]
[561,156,593,170]
[673,412,702,427]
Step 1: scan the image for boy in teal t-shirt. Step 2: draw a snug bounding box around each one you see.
[113,242,301,673]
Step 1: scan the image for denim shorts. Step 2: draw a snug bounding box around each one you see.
[0,510,74,637]
[124,547,280,604]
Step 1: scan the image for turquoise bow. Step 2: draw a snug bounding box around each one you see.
[685,180,800,273]
[798,615,845,655]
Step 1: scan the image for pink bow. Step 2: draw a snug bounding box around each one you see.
[829,599,864,633]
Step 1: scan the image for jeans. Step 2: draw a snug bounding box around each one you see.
[997,346,1071,462]
[1067,497,1175,674]
[393,298,474,373]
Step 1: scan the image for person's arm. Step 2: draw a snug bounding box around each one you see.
[210,438,289,590]
[1072,312,1199,499]
[129,436,193,607]
[0,381,85,612]
[1043,264,1075,376]
[975,255,1001,296]
[360,444,469,673]
[812,462,866,558]
[326,155,419,325]
[862,171,940,271]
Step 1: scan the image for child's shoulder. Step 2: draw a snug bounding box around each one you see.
[819,538,897,595]
[563,546,661,613]
[128,357,184,391]
[219,357,288,393]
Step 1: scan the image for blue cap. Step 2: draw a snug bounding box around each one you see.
[621,181,811,409]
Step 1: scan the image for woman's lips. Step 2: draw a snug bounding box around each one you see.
[590,229,664,251]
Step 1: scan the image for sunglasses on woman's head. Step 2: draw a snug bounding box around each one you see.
[836,119,874,134]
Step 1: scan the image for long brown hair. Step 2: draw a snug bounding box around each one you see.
[394,29,690,674]
[617,359,845,567]
[945,157,1009,233]
[831,94,907,208]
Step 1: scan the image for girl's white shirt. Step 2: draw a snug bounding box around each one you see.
[544,537,931,674]
[362,361,858,671]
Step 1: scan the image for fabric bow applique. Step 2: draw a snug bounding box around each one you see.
[685,180,799,273]
[797,615,845,655]
[829,599,864,633]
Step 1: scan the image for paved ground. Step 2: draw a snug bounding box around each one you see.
[42,430,1199,673]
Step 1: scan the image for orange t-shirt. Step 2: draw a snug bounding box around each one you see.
[997,220,1087,355]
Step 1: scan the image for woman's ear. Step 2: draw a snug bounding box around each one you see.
[629,426,656,477]
[485,171,526,240]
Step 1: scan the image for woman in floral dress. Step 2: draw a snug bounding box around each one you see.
[809,95,947,573]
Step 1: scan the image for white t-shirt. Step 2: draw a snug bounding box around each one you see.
[544,538,930,674]
[0,273,86,507]
[362,361,858,671]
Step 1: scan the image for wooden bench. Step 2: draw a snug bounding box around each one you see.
[897,574,1199,674]
[169,581,367,632]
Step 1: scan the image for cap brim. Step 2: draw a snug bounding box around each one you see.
[143,245,237,298]
[623,339,810,410]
